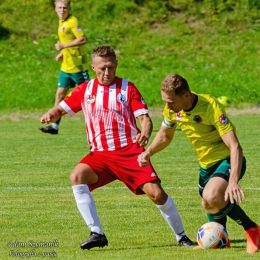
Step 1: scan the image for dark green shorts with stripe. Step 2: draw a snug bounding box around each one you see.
[58,70,90,88]
[198,157,246,196]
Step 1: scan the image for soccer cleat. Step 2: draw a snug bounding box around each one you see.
[39,125,58,135]
[226,238,231,248]
[245,223,260,254]
[178,235,197,247]
[80,232,108,250]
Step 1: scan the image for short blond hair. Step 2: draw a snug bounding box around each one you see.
[55,0,70,6]
[161,73,190,95]
[92,46,117,61]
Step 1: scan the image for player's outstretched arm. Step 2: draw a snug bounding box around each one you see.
[138,125,175,167]
[40,105,67,124]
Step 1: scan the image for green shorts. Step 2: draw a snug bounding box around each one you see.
[198,157,246,196]
[58,70,90,88]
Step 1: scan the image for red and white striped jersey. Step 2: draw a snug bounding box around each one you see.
[60,77,149,151]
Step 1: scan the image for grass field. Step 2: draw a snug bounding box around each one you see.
[1,110,260,260]
[1,1,260,259]
[1,0,260,110]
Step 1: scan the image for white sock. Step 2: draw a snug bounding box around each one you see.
[156,196,186,241]
[72,184,103,234]
[51,123,59,130]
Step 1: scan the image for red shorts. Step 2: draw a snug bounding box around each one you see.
[79,143,160,195]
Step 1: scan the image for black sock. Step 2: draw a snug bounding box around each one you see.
[206,212,227,228]
[221,202,256,230]
[55,118,61,125]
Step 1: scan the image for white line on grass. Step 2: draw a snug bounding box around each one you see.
[4,186,260,191]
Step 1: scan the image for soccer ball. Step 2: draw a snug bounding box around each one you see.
[217,96,231,107]
[197,222,229,249]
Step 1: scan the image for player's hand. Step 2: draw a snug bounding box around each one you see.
[224,181,245,204]
[40,110,56,124]
[55,52,63,61]
[137,152,150,167]
[55,41,64,51]
[40,114,54,124]
[134,133,149,147]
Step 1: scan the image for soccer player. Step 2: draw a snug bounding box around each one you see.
[138,73,260,254]
[40,46,195,250]
[39,0,89,135]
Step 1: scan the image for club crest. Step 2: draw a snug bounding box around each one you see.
[117,93,126,104]
[193,115,203,124]
[219,114,228,124]
[176,113,182,121]
[86,95,95,104]
[76,26,82,32]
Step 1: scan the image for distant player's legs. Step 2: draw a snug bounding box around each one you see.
[52,71,74,131]
[52,70,89,130]
[51,86,70,129]
[141,181,196,246]
[39,86,70,134]
[39,71,71,134]
[39,70,89,134]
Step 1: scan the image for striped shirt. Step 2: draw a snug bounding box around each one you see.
[60,77,149,151]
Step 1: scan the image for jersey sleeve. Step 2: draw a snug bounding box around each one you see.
[70,17,85,38]
[129,83,149,117]
[60,82,87,116]
[208,99,235,136]
[162,105,177,129]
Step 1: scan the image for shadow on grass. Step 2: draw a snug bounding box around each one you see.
[229,239,246,248]
[86,239,246,251]
[80,243,181,252]
[0,25,10,40]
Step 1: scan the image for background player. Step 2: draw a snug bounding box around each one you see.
[39,0,89,134]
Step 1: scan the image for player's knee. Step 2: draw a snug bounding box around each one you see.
[70,171,80,185]
[203,191,221,206]
[70,170,86,185]
[201,199,212,211]
[70,166,98,186]
[149,189,167,204]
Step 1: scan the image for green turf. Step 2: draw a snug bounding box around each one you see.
[1,0,260,110]
[1,1,260,258]
[1,111,260,259]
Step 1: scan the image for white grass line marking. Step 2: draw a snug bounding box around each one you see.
[4,186,260,191]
